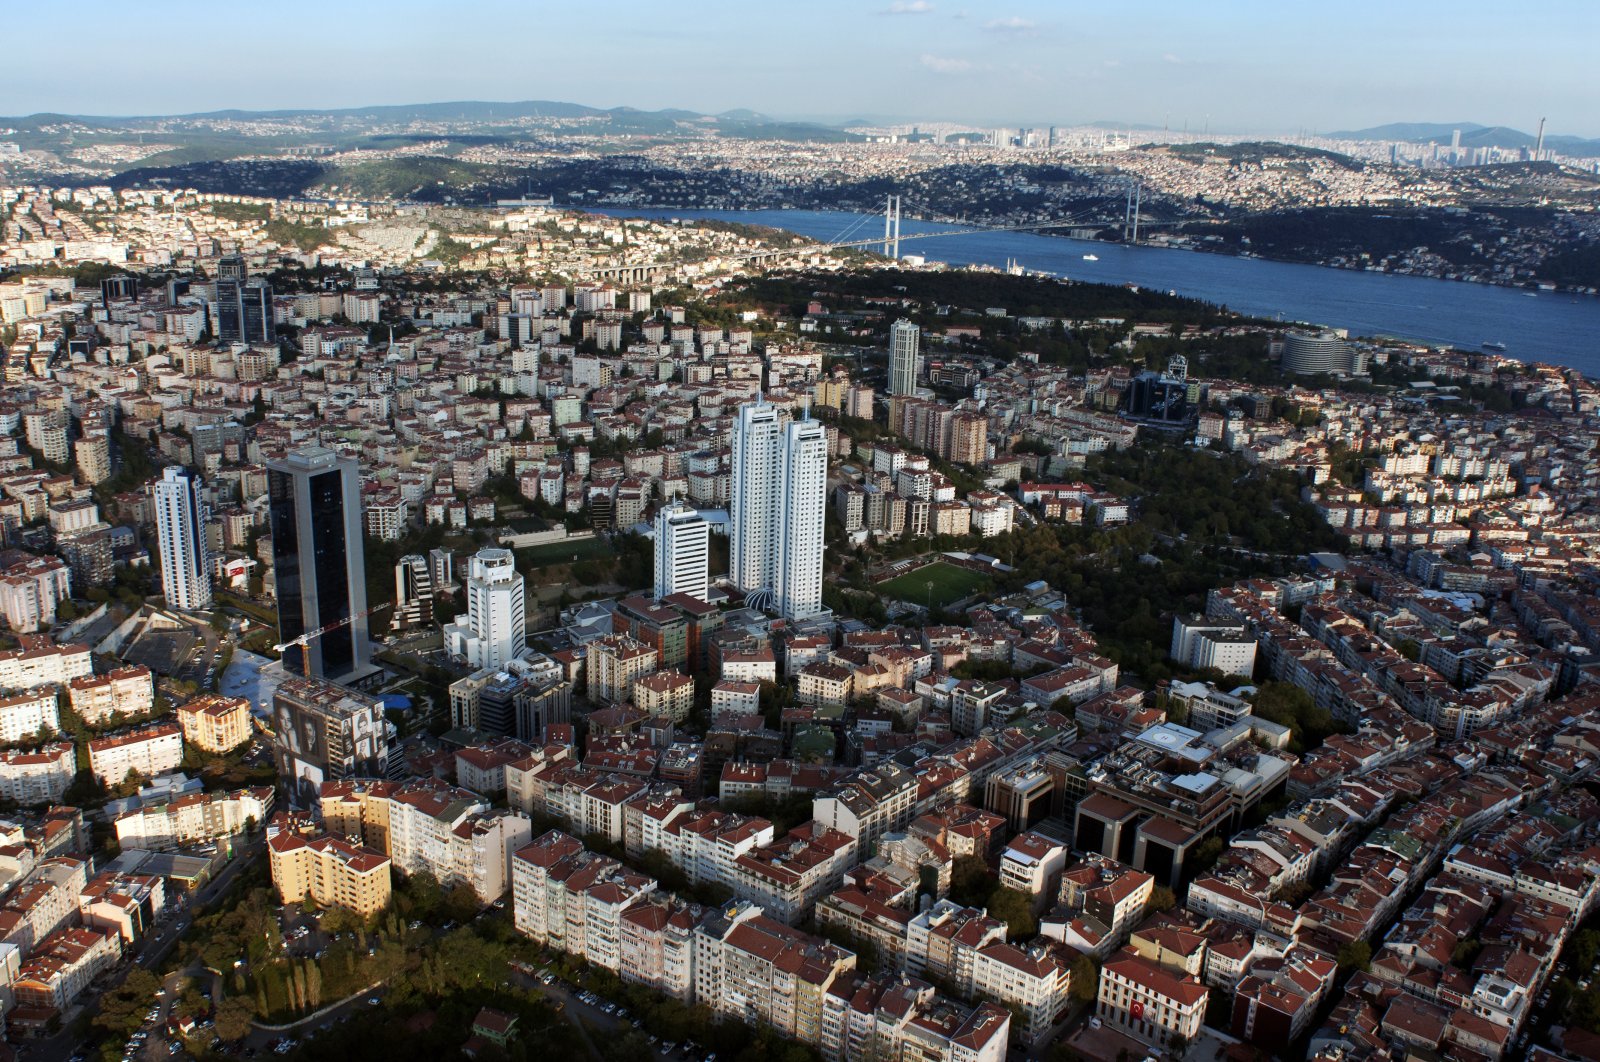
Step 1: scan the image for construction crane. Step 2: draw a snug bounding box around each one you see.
[274,602,392,677]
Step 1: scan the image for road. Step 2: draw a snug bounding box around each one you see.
[16,841,264,1062]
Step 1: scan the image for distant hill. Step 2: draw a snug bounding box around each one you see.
[0,99,859,143]
[1331,120,1600,157]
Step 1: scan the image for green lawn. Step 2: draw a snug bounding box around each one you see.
[877,562,991,608]
[516,536,615,567]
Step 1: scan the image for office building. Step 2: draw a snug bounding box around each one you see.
[270,676,388,808]
[267,447,372,684]
[729,401,827,621]
[99,274,137,306]
[214,256,274,345]
[888,319,921,397]
[654,501,709,602]
[444,548,527,670]
[393,554,435,630]
[1127,371,1189,424]
[152,466,211,611]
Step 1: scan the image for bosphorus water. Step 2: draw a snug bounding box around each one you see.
[591,207,1600,377]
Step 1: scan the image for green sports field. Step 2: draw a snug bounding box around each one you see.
[515,536,615,566]
[877,562,991,608]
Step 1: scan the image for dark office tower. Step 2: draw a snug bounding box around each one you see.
[215,276,243,342]
[1128,372,1189,423]
[241,280,274,343]
[99,274,137,306]
[214,255,273,344]
[267,446,373,684]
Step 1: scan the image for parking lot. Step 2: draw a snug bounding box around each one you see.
[123,628,198,678]
[510,963,715,1062]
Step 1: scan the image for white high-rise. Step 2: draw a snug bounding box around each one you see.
[888,319,921,397]
[654,500,709,602]
[152,466,211,611]
[775,418,827,620]
[443,549,526,670]
[729,400,827,620]
[730,401,784,598]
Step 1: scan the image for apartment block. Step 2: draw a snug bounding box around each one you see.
[175,694,253,753]
[0,743,74,805]
[65,664,154,726]
[87,722,183,786]
[267,826,392,918]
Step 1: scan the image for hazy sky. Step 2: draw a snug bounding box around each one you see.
[5,0,1596,136]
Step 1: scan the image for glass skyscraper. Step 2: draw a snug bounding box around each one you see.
[267,446,372,683]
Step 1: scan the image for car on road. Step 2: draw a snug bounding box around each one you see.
[368,996,382,1006]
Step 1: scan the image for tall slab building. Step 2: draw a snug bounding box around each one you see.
[729,400,827,620]
[267,446,372,684]
[152,465,212,611]
[654,499,709,602]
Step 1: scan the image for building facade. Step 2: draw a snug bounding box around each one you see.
[654,501,709,602]
[266,446,372,684]
[152,466,212,611]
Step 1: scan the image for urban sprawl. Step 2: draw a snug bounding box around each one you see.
[0,176,1597,1062]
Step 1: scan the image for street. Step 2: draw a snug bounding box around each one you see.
[14,841,263,1062]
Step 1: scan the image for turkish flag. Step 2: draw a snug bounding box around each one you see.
[1130,1001,1145,1020]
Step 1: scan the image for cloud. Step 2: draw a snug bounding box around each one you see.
[1162,53,1184,64]
[883,1,934,13]
[984,16,1036,32]
[920,53,975,74]
[1102,59,1122,68]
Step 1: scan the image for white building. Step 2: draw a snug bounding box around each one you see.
[0,643,90,692]
[151,466,212,611]
[730,401,783,602]
[0,743,75,804]
[1096,951,1208,1050]
[775,418,827,620]
[654,501,708,602]
[0,687,60,745]
[87,722,184,786]
[1169,614,1256,678]
[888,319,921,397]
[444,549,527,670]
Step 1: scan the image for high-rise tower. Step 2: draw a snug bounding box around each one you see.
[729,400,827,620]
[774,418,827,620]
[729,401,784,598]
[267,446,371,683]
[888,319,921,397]
[152,466,212,611]
[654,500,709,602]
[214,255,273,345]
[443,548,527,670]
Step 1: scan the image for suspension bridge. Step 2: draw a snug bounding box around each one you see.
[578,183,1184,282]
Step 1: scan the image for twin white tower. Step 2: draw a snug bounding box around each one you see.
[728,399,827,620]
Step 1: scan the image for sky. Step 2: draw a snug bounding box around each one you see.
[4,0,1597,137]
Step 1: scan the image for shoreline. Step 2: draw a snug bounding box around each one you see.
[579,201,1600,300]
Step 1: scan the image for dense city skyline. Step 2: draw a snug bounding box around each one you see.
[2,0,1597,137]
[2,4,1600,1060]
